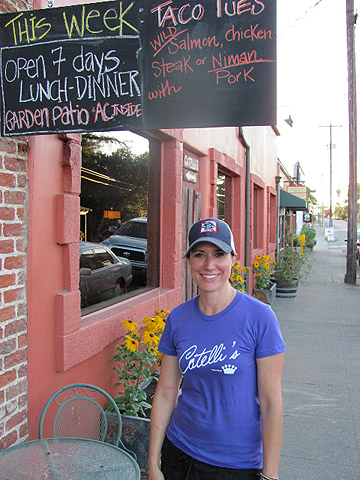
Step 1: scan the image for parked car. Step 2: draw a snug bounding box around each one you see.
[79,242,133,307]
[102,218,147,284]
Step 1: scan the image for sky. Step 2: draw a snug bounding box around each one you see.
[112,0,359,208]
[276,0,359,207]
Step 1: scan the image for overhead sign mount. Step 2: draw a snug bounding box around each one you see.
[0,0,276,136]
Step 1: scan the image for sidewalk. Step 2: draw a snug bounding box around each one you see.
[272,223,360,480]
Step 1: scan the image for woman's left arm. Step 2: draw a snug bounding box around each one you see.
[256,352,284,479]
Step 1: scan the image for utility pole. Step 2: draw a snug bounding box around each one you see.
[344,0,357,284]
[319,123,342,228]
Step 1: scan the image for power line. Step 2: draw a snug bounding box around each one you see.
[80,175,132,191]
[278,0,326,35]
[81,167,135,188]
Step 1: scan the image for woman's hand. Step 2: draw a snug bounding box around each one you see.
[148,466,165,480]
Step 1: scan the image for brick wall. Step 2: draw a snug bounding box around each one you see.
[0,0,32,452]
[0,135,29,449]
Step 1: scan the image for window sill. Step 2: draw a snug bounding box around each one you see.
[55,286,181,372]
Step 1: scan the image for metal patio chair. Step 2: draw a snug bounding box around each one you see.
[38,383,133,456]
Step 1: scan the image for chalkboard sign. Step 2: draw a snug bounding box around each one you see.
[0,0,276,136]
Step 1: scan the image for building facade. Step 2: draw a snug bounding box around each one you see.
[0,0,279,449]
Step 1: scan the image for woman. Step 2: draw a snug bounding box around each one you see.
[148,218,285,480]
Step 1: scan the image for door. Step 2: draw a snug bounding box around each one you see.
[182,187,202,302]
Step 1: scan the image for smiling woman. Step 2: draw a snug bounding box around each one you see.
[148,217,286,480]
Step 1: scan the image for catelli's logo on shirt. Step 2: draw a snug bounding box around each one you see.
[200,220,217,233]
[179,342,241,375]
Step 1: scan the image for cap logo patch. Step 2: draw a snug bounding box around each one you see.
[200,220,217,234]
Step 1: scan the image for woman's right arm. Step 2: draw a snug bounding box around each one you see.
[148,354,183,480]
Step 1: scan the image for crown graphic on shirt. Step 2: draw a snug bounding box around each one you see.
[221,364,237,375]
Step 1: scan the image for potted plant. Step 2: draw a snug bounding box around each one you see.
[106,310,169,475]
[301,226,317,251]
[292,234,301,253]
[273,238,312,297]
[252,255,276,304]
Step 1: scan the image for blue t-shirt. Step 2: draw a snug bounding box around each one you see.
[158,291,286,469]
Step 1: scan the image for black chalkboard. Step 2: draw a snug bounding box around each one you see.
[0,0,276,136]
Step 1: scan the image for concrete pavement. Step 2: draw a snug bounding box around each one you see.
[273,222,360,480]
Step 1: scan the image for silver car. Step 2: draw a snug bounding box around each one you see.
[79,242,133,307]
[102,218,147,284]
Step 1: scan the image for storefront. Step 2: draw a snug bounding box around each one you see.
[0,0,279,448]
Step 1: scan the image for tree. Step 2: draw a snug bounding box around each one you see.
[307,191,318,212]
[80,133,149,242]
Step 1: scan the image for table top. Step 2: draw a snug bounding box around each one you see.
[0,437,140,480]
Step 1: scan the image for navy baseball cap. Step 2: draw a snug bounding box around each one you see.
[186,218,236,256]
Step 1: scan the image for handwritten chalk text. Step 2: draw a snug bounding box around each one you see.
[225,24,272,42]
[151,1,205,28]
[148,80,182,99]
[93,101,141,122]
[152,55,193,78]
[4,13,51,46]
[216,0,265,18]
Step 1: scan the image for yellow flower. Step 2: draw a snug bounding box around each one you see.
[144,317,158,333]
[156,315,167,331]
[236,275,243,282]
[152,347,162,360]
[121,320,138,333]
[256,255,262,261]
[264,263,270,270]
[254,261,259,268]
[257,272,263,276]
[143,331,160,346]
[125,337,139,352]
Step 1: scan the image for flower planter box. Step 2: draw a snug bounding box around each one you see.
[253,282,276,305]
[106,411,150,477]
[273,278,299,298]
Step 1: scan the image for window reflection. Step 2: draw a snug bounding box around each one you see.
[80,131,158,315]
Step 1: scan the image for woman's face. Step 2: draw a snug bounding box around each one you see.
[187,242,235,294]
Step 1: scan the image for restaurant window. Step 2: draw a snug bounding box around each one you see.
[253,185,264,250]
[217,171,232,222]
[79,131,160,315]
[269,192,276,244]
[217,173,225,220]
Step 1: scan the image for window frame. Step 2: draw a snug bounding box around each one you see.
[53,132,183,371]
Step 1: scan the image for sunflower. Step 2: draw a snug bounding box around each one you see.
[125,336,139,352]
[121,320,139,333]
[254,261,260,268]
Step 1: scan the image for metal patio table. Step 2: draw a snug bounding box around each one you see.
[0,437,140,479]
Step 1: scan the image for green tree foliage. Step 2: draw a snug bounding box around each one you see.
[307,191,318,211]
[333,183,360,221]
[81,133,149,242]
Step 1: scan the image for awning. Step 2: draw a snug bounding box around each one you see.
[280,190,307,211]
